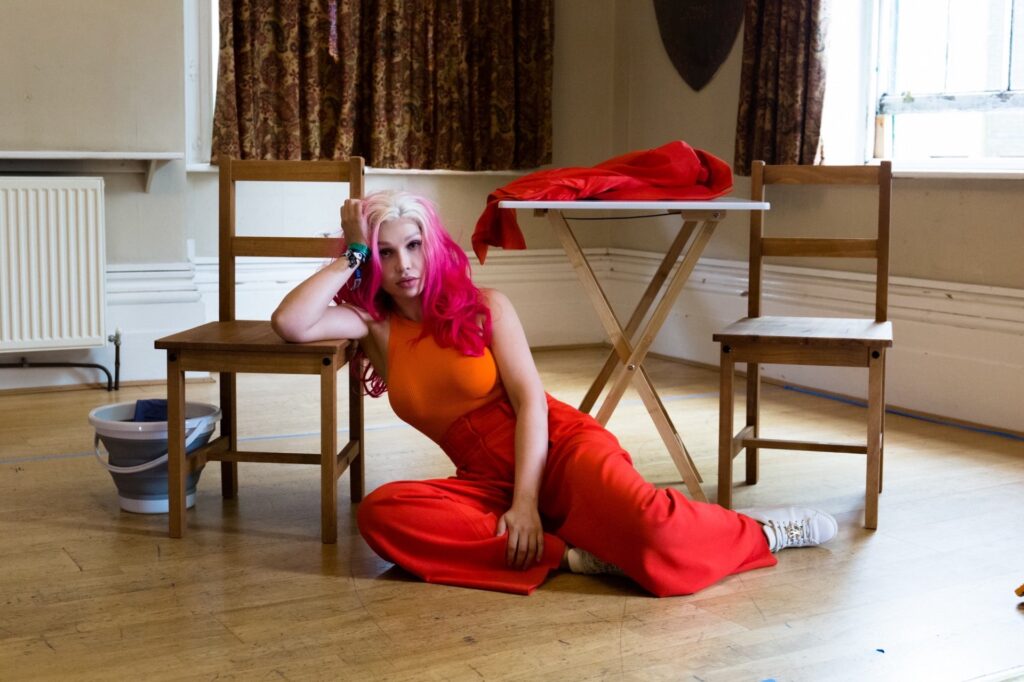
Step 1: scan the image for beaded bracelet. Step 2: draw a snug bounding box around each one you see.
[344,243,369,270]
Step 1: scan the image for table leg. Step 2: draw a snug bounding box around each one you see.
[634,369,707,501]
[579,220,698,413]
[646,367,703,484]
[547,211,629,352]
[594,220,717,424]
[548,210,721,501]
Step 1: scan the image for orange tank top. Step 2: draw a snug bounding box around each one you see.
[387,314,505,443]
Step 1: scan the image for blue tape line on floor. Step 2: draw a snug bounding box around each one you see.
[781,384,1023,442]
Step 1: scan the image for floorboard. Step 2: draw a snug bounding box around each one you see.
[1,348,1022,681]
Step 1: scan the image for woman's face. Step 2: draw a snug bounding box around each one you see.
[377,218,425,302]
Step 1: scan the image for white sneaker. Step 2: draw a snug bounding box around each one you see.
[738,506,838,552]
[566,548,625,576]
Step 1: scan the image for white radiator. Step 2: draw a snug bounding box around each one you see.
[0,177,106,352]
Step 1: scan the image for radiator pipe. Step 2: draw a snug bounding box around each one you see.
[0,330,122,391]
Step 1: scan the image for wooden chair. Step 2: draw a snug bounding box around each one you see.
[155,158,365,543]
[714,161,893,529]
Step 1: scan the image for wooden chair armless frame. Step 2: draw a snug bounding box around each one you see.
[156,157,366,543]
[714,161,893,529]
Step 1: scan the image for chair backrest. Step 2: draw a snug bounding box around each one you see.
[747,160,893,322]
[218,157,365,322]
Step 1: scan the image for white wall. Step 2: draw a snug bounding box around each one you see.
[0,0,188,265]
[610,0,1024,290]
[1,0,619,392]
[0,1,183,153]
[1,0,1021,435]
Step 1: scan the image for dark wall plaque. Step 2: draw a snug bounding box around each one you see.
[653,0,745,91]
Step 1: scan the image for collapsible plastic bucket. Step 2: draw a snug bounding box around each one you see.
[89,402,220,514]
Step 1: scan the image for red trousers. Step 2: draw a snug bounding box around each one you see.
[358,395,776,596]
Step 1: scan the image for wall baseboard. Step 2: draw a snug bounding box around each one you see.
[6,251,1021,433]
[603,251,1024,433]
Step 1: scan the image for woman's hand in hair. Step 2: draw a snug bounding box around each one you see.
[341,198,368,246]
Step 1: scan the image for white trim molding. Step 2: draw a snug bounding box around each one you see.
[606,251,1024,433]
[125,252,1024,432]
[190,250,609,348]
[151,249,1024,430]
[6,253,1021,433]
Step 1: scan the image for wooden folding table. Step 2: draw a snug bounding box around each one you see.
[498,199,769,502]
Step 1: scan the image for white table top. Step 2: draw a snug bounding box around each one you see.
[498,198,769,211]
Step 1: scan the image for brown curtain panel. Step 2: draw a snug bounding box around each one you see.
[733,0,828,175]
[212,0,554,170]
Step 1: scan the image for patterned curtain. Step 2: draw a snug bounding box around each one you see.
[733,0,828,175]
[212,0,554,170]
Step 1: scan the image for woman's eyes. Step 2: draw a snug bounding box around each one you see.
[379,241,420,258]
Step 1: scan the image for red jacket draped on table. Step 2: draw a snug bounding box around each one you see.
[472,140,733,263]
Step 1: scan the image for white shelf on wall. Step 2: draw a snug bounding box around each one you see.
[0,151,183,192]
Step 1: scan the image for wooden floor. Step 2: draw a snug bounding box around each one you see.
[2,348,1023,681]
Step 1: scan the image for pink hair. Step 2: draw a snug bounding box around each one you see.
[333,190,492,397]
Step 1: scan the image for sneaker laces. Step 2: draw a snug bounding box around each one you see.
[766,519,815,549]
[568,548,625,576]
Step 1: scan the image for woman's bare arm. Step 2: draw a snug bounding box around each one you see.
[271,259,370,342]
[271,199,371,343]
[487,289,549,569]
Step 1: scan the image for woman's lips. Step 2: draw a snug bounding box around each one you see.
[396,277,418,289]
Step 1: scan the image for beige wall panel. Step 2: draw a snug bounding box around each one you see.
[0,0,186,264]
[605,1,1023,289]
[605,0,749,261]
[104,169,187,264]
[618,0,744,162]
[0,0,183,152]
[551,0,617,167]
[884,179,1024,288]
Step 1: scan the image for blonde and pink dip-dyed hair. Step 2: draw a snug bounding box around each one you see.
[333,190,492,396]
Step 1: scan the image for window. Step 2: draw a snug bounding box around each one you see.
[185,0,218,168]
[821,0,1024,169]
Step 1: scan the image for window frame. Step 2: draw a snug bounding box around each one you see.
[867,0,1024,174]
[184,0,217,172]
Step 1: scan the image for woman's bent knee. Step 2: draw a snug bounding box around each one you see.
[356,481,414,535]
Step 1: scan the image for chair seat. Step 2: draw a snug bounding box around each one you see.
[155,320,352,354]
[713,316,893,348]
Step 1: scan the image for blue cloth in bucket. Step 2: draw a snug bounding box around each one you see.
[132,399,169,422]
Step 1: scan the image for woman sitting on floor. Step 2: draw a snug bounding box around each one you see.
[271,190,837,596]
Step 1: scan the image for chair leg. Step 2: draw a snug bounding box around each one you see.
[718,349,735,508]
[865,350,884,529]
[168,353,187,538]
[879,351,887,494]
[348,351,365,503]
[321,356,339,544]
[745,361,760,485]
[219,371,239,499]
